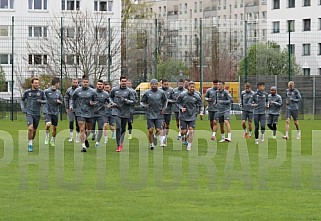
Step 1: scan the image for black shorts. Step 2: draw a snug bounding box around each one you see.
[147,119,163,129]
[44,114,58,126]
[180,120,196,130]
[241,111,253,122]
[105,115,115,126]
[26,114,40,129]
[286,109,299,121]
[163,114,171,125]
[208,111,217,122]
[216,111,230,123]
[174,112,179,121]
[77,117,92,124]
[267,114,279,125]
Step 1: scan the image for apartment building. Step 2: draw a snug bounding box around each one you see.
[267,0,321,75]
[0,0,121,98]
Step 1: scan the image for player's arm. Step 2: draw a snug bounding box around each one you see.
[57,92,63,105]
[197,95,204,114]
[274,95,282,106]
[20,91,27,112]
[249,93,257,107]
[204,89,212,102]
[220,92,233,104]
[161,92,168,111]
[292,90,302,102]
[140,92,149,107]
[37,91,47,104]
[64,89,70,109]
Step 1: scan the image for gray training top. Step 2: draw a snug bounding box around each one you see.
[240,90,254,112]
[128,87,138,114]
[172,86,187,113]
[20,89,47,116]
[160,87,174,115]
[70,86,97,118]
[141,88,167,120]
[64,86,79,110]
[110,86,135,118]
[249,90,268,115]
[285,88,301,111]
[267,93,282,115]
[43,87,63,115]
[216,89,233,113]
[205,87,217,112]
[93,89,110,117]
[177,91,203,122]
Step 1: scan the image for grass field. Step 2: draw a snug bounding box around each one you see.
[0,115,321,221]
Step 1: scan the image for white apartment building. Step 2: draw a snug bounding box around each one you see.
[140,0,267,70]
[0,0,121,98]
[267,0,321,75]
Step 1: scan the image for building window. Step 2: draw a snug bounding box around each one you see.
[0,54,12,64]
[28,0,47,10]
[184,3,187,14]
[94,1,113,12]
[62,0,80,10]
[194,2,197,12]
[303,43,310,55]
[262,11,267,19]
[287,20,295,32]
[287,44,295,54]
[28,54,47,65]
[0,26,10,37]
[65,27,75,38]
[303,68,310,76]
[288,0,295,8]
[0,0,14,9]
[303,0,310,6]
[273,0,280,9]
[28,26,47,38]
[319,43,321,55]
[272,21,280,33]
[303,19,311,31]
[319,18,321,30]
[319,68,321,75]
[199,1,202,11]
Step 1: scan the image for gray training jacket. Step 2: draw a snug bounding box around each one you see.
[216,89,233,113]
[205,87,217,112]
[70,86,97,118]
[267,93,282,115]
[160,87,174,115]
[248,90,268,115]
[20,89,47,116]
[93,89,110,117]
[141,88,167,120]
[285,88,301,111]
[43,87,63,116]
[240,90,254,112]
[177,91,203,121]
[64,86,79,110]
[172,86,187,113]
[110,86,135,118]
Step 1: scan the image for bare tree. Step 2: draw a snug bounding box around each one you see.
[26,12,121,83]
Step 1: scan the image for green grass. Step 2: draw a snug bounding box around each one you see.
[0,116,321,220]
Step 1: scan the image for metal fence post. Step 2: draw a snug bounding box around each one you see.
[288,21,291,81]
[11,16,14,121]
[154,19,158,79]
[244,21,248,83]
[108,18,111,82]
[199,19,203,95]
[60,17,64,121]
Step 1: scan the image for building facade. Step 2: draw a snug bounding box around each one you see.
[0,0,121,98]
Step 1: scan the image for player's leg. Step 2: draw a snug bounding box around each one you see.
[147,119,155,149]
[68,111,74,142]
[224,111,232,142]
[77,117,87,152]
[103,116,109,143]
[267,114,273,131]
[260,114,266,142]
[119,117,128,150]
[292,110,301,139]
[180,120,188,146]
[272,115,279,138]
[44,114,52,144]
[26,114,35,152]
[109,116,116,139]
[241,111,247,137]
[128,113,133,139]
[161,115,170,146]
[186,121,196,151]
[253,114,260,144]
[248,112,253,138]
[95,116,105,148]
[175,112,181,140]
[91,117,97,141]
[209,111,216,140]
[86,118,93,147]
[283,109,291,139]
[50,115,58,147]
[218,113,225,142]
[115,116,122,151]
